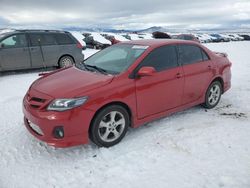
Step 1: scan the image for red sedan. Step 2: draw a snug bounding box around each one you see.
[23,39,232,148]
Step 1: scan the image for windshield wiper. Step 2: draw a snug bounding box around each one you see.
[84,64,108,75]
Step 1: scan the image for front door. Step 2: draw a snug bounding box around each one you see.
[135,45,184,119]
[0,34,31,71]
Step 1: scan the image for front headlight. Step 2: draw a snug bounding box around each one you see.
[47,97,88,111]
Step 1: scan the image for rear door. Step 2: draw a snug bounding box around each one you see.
[178,44,213,104]
[40,33,59,66]
[135,45,184,119]
[28,33,44,68]
[0,34,31,70]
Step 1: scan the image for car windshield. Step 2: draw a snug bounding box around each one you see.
[80,44,148,75]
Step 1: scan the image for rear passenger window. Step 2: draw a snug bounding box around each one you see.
[139,45,178,72]
[55,34,75,45]
[178,45,203,65]
[30,34,57,46]
[41,34,57,45]
[29,34,42,46]
[201,50,209,61]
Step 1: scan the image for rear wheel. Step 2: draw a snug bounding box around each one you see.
[90,105,129,147]
[203,81,222,109]
[59,56,74,68]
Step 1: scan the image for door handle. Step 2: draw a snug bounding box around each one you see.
[176,73,182,79]
[208,65,212,70]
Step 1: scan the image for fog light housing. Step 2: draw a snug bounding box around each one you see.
[53,126,64,139]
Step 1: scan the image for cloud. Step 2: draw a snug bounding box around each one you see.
[0,0,249,30]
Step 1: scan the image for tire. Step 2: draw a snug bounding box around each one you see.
[90,105,130,147]
[59,56,74,68]
[203,81,222,109]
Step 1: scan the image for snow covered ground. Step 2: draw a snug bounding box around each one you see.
[0,41,250,188]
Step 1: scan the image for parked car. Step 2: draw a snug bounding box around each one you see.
[223,34,237,41]
[172,34,200,43]
[239,34,250,41]
[195,33,216,43]
[0,30,84,72]
[219,34,232,42]
[152,31,171,39]
[23,39,232,148]
[127,33,141,40]
[102,33,129,45]
[69,31,87,50]
[83,32,111,49]
[194,34,209,43]
[227,34,244,41]
[122,34,132,40]
[210,34,229,42]
[202,33,217,42]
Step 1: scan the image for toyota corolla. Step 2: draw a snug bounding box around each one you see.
[23,39,232,147]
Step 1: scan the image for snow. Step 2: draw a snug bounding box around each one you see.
[0,41,250,188]
[104,32,130,41]
[138,33,154,39]
[128,33,141,40]
[90,32,112,45]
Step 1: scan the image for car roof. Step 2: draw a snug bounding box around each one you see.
[1,30,69,35]
[120,39,200,48]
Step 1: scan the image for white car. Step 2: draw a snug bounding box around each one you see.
[195,33,215,43]
[194,34,210,43]
[219,34,232,41]
[227,34,244,41]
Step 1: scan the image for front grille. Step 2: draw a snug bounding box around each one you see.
[31,97,46,103]
[30,104,40,109]
[26,94,48,109]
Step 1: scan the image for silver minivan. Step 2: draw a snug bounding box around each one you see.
[0,30,84,72]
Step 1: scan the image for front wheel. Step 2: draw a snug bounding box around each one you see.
[90,105,130,147]
[203,81,222,109]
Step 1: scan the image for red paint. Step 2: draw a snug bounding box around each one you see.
[23,39,232,147]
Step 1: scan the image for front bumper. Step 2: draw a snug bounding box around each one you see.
[22,91,95,148]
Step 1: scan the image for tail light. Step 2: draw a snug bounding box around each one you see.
[77,42,83,49]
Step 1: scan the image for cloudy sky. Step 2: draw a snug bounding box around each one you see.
[0,0,250,30]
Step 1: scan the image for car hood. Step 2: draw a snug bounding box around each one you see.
[32,67,114,98]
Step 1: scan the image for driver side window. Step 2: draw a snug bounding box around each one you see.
[138,45,178,72]
[0,34,28,48]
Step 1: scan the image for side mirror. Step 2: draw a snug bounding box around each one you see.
[137,66,156,77]
[0,43,4,48]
